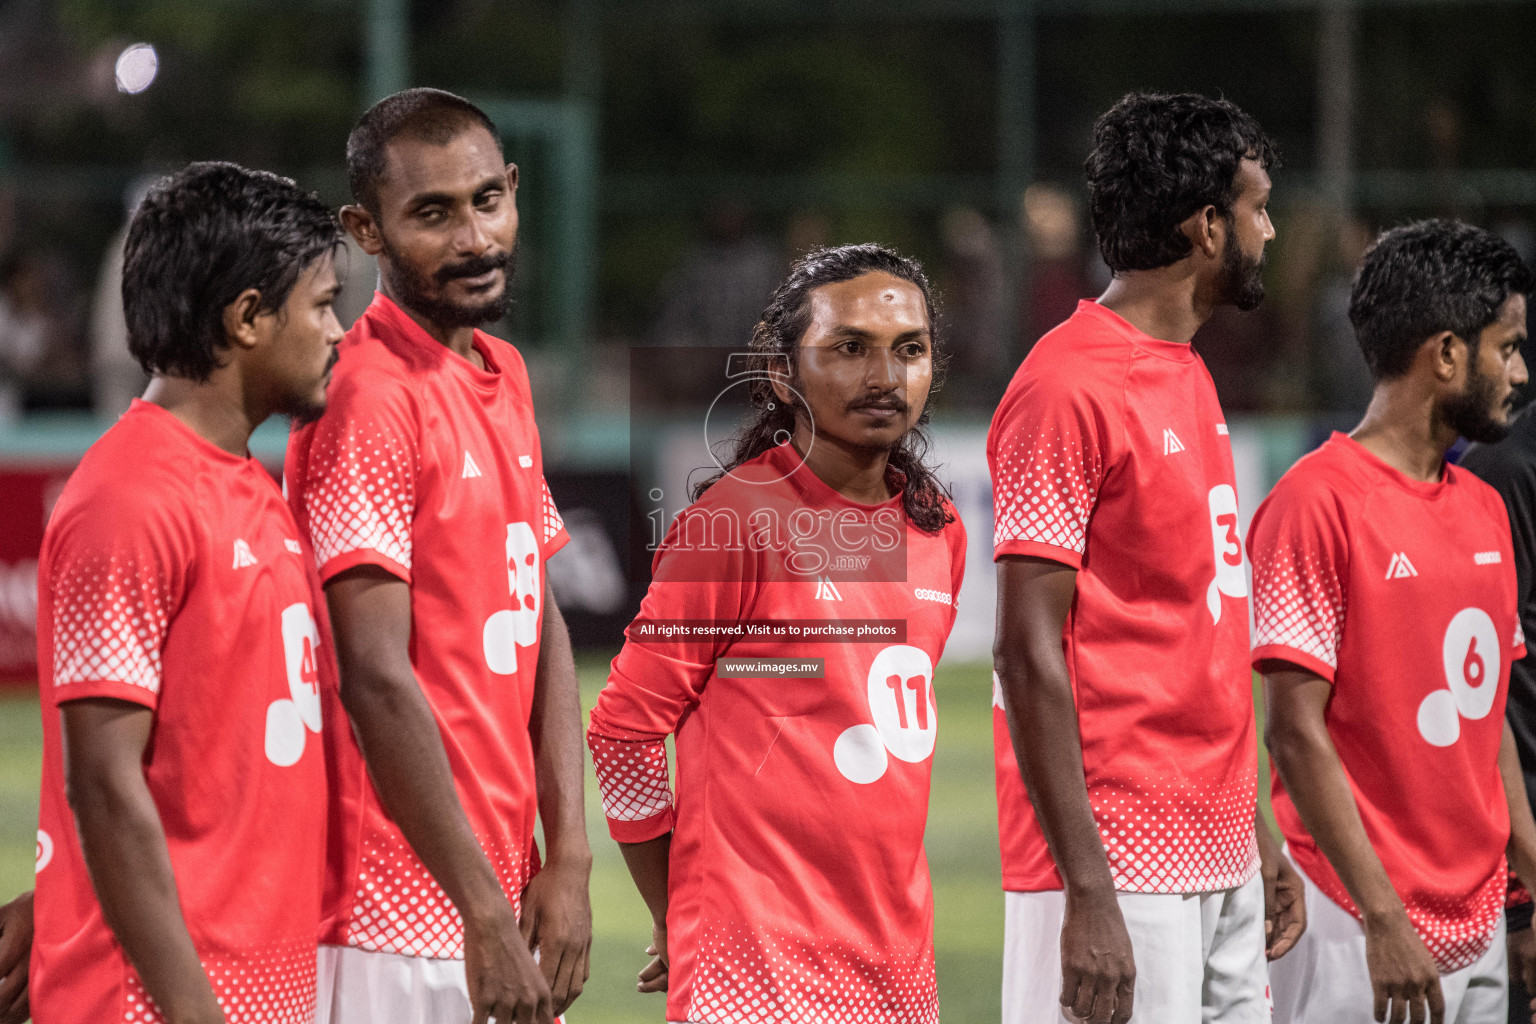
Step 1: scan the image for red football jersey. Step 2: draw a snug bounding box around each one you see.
[33,400,329,1024]
[588,442,966,1024]
[987,300,1259,894]
[285,293,568,958]
[1250,433,1524,971]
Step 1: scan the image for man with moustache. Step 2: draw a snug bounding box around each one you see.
[286,89,590,1024]
[988,92,1303,1024]
[1256,220,1536,1024]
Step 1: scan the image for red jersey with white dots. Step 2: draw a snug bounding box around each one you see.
[33,400,329,1023]
[285,293,568,958]
[587,443,966,1024]
[1249,433,1524,971]
[987,300,1259,894]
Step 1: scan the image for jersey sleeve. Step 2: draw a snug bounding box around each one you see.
[45,488,192,709]
[988,372,1119,568]
[1248,476,1350,682]
[294,371,417,583]
[586,509,752,843]
[540,477,569,559]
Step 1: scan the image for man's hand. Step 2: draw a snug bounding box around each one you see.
[1059,890,1135,1024]
[1256,825,1306,960]
[0,890,31,1024]
[519,860,592,1016]
[1509,925,1536,1024]
[465,906,554,1024]
[638,919,669,994]
[1363,910,1444,1024]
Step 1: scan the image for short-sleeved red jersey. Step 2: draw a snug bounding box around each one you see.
[285,293,568,958]
[1250,433,1524,972]
[588,443,966,1024]
[33,400,330,1024]
[987,300,1259,894]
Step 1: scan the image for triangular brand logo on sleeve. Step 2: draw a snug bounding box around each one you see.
[462,451,483,479]
[232,539,258,569]
[1385,552,1418,579]
[1163,428,1186,455]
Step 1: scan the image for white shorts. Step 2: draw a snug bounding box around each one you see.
[314,945,569,1024]
[1003,873,1270,1024]
[1268,865,1506,1024]
[315,945,472,1024]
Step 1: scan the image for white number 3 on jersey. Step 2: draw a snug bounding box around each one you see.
[1206,484,1248,624]
[265,603,324,767]
[483,522,541,675]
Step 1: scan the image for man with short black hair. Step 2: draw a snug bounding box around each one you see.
[287,88,590,1024]
[1256,219,1536,1023]
[989,91,1302,1024]
[32,161,343,1023]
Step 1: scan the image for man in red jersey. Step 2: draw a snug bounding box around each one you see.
[31,161,343,1023]
[588,244,966,1024]
[989,91,1305,1024]
[1256,220,1536,1024]
[286,89,590,1024]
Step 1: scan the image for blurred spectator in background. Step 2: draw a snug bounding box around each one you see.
[1020,183,1093,349]
[0,249,81,422]
[939,205,1006,400]
[1309,215,1377,415]
[89,176,154,420]
[785,209,830,261]
[649,199,782,349]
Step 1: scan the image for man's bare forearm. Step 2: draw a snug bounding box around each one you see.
[618,834,672,926]
[1502,720,1536,889]
[530,586,591,871]
[63,701,221,1024]
[1264,670,1402,922]
[326,569,510,928]
[994,558,1117,899]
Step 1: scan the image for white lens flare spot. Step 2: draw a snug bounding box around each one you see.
[115,43,159,94]
[833,724,888,784]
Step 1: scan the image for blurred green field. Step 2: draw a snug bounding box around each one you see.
[0,656,1009,1023]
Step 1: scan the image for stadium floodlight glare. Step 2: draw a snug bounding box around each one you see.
[114,43,158,95]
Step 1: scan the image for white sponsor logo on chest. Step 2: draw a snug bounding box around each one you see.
[1163,428,1186,455]
[1385,552,1418,579]
[914,587,954,607]
[1474,551,1502,565]
[462,451,483,479]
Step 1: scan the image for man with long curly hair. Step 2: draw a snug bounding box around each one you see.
[588,244,966,1024]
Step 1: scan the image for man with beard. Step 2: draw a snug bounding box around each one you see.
[32,162,343,1022]
[285,89,591,1024]
[988,91,1302,1024]
[1255,220,1536,1024]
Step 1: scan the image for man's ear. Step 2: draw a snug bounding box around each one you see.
[1179,204,1223,261]
[1429,329,1468,383]
[340,205,383,256]
[505,163,519,191]
[221,288,265,353]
